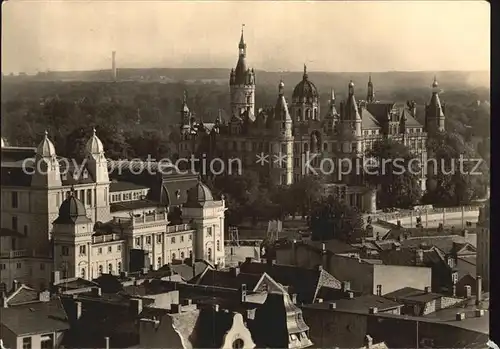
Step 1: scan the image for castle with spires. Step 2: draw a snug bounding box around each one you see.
[178,27,447,213]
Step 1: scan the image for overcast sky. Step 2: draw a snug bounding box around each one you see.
[1,1,490,74]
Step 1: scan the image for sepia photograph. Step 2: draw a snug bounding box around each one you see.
[0,1,491,348]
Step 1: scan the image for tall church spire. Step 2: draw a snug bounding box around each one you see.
[303,64,308,80]
[367,73,375,103]
[239,24,246,56]
[425,76,445,133]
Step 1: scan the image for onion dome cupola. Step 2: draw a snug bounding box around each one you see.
[86,127,105,155]
[292,64,319,103]
[53,190,92,225]
[36,130,57,158]
[184,181,216,208]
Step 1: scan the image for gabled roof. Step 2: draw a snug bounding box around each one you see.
[195,268,263,291]
[384,286,444,304]
[4,285,40,305]
[361,108,381,129]
[401,108,422,127]
[1,298,69,336]
[109,181,149,192]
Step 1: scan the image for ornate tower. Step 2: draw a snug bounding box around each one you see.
[52,192,93,280]
[425,76,446,133]
[229,25,256,121]
[367,73,375,103]
[290,65,320,123]
[180,90,191,132]
[85,128,111,222]
[182,182,227,268]
[271,80,294,185]
[324,88,339,134]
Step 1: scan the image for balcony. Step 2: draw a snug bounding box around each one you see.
[112,211,168,227]
[92,233,122,244]
[0,249,49,259]
[166,223,194,234]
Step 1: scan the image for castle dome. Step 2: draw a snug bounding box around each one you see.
[186,182,214,205]
[36,130,57,157]
[86,128,104,154]
[292,65,318,101]
[53,192,92,225]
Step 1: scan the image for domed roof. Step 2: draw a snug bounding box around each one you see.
[36,130,57,157]
[432,76,439,88]
[185,182,215,208]
[86,128,104,154]
[292,65,318,101]
[53,192,92,225]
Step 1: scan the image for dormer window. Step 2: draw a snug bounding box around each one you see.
[82,169,89,179]
[62,172,67,181]
[175,190,181,199]
[73,172,79,180]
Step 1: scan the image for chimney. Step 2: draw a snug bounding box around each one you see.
[342,281,351,292]
[38,290,50,302]
[376,285,382,296]
[452,285,457,297]
[52,270,61,285]
[1,292,8,308]
[183,298,192,306]
[130,298,143,315]
[105,336,110,349]
[415,249,424,264]
[368,307,378,314]
[291,294,297,304]
[171,303,182,313]
[75,301,82,320]
[92,287,102,297]
[476,275,482,305]
[120,271,128,278]
[321,243,326,252]
[365,334,373,348]
[462,229,469,238]
[424,286,431,294]
[316,298,323,303]
[464,285,472,298]
[347,292,354,299]
[213,304,219,312]
[292,239,297,265]
[232,267,240,277]
[240,284,247,302]
[456,312,465,321]
[475,309,485,317]
[329,303,336,310]
[12,280,19,292]
[316,264,323,271]
[245,257,252,263]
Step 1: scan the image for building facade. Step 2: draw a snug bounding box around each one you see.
[178,28,446,213]
[1,131,226,289]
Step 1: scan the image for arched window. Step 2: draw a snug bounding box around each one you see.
[108,263,113,274]
[98,265,103,275]
[189,250,193,259]
[306,109,310,120]
[297,109,301,121]
[180,252,185,260]
[216,240,220,251]
[117,262,122,273]
[233,339,245,349]
[172,253,176,261]
[208,248,212,261]
[81,268,86,279]
[314,109,318,120]
[157,257,162,269]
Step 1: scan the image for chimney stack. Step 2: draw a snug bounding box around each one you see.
[240,284,247,303]
[365,335,373,348]
[130,298,143,315]
[476,275,482,305]
[52,271,61,286]
[316,298,323,303]
[12,280,19,292]
[342,281,351,292]
[171,303,182,313]
[347,292,354,299]
[368,307,378,314]
[75,301,82,320]
[1,292,7,308]
[329,303,336,310]
[38,290,50,302]
[105,336,110,349]
[213,304,220,312]
[112,51,117,81]
[464,285,472,298]
[424,286,431,294]
[292,239,297,265]
[92,287,102,297]
[232,267,240,277]
[456,312,465,321]
[475,309,485,317]
[415,249,424,265]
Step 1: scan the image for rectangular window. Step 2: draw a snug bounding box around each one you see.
[87,189,92,206]
[11,192,18,208]
[79,245,86,255]
[146,236,151,245]
[80,190,85,205]
[0,264,6,270]
[23,225,28,236]
[62,246,69,256]
[217,240,220,251]
[180,235,184,243]
[40,263,45,270]
[157,235,162,243]
[17,263,22,269]
[22,337,32,349]
[207,227,213,236]
[171,237,176,244]
[108,246,112,253]
[135,237,141,247]
[117,245,121,251]
[98,248,102,255]
[189,234,192,241]
[12,216,18,231]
